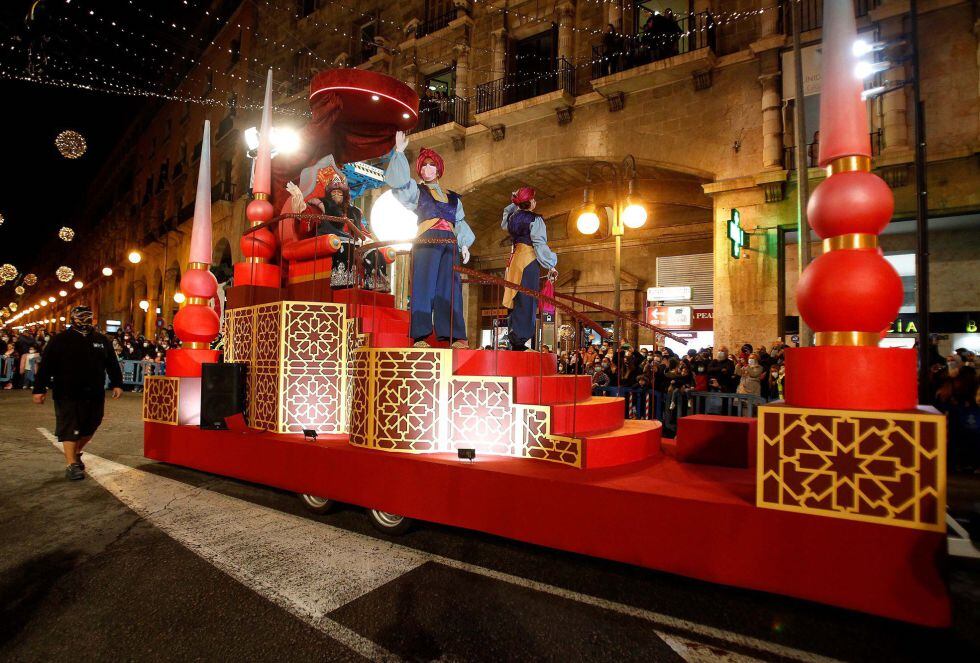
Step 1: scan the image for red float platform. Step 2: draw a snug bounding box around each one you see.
[144,421,949,626]
[675,415,757,468]
[784,346,918,411]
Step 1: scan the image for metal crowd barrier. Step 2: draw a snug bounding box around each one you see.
[689,391,765,418]
[0,356,13,383]
[106,359,165,389]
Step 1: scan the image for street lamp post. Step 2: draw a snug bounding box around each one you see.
[574,156,648,348]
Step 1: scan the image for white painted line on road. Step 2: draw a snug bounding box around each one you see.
[40,427,839,663]
[40,428,406,662]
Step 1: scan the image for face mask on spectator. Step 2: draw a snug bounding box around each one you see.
[717,351,727,360]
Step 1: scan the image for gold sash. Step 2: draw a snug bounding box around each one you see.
[416,218,443,237]
[503,243,536,309]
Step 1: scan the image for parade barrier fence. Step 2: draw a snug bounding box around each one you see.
[106,359,165,389]
[689,391,765,418]
[0,356,13,383]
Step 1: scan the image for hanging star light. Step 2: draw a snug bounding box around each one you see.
[55,130,87,159]
[58,226,75,242]
[23,273,37,286]
[14,286,24,295]
[56,266,75,282]
[0,264,16,282]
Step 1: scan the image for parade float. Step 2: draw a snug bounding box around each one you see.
[143,0,948,627]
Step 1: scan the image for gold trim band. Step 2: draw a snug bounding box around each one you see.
[822,233,879,252]
[183,341,209,350]
[815,331,881,347]
[188,261,209,271]
[825,155,872,176]
[253,192,269,201]
[246,257,268,264]
[186,296,209,306]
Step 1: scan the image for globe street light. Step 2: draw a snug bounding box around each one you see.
[574,156,648,347]
[128,251,142,264]
[102,266,113,276]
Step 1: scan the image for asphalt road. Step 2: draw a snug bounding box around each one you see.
[1,390,979,662]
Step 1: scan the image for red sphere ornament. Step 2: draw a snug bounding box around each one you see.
[179,268,218,299]
[807,171,894,239]
[797,249,903,333]
[173,305,220,343]
[247,198,275,224]
[241,227,278,260]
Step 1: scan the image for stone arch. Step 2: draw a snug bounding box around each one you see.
[212,236,234,284]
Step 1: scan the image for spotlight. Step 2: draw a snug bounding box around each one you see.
[457,448,476,462]
[303,429,318,442]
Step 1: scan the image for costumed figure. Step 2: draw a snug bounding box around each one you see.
[286,157,389,291]
[385,131,474,348]
[501,187,558,351]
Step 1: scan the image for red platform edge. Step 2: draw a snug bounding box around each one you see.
[145,423,950,627]
[784,346,918,411]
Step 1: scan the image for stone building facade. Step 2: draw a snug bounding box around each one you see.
[30,0,980,354]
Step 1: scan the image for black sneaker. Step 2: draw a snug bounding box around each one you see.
[76,452,84,471]
[65,463,85,481]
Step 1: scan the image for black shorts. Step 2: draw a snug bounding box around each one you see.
[54,398,106,442]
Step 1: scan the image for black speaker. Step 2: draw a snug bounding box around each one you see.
[200,362,247,430]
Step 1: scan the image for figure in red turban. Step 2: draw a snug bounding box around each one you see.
[385,131,475,348]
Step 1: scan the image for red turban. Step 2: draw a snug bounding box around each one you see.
[512,187,535,204]
[415,148,444,179]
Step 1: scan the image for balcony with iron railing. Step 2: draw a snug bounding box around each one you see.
[590,12,716,96]
[783,129,883,170]
[415,5,469,40]
[476,57,576,119]
[413,95,470,133]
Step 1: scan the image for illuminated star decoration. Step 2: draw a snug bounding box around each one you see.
[56,266,75,282]
[0,264,16,282]
[55,130,87,159]
[15,286,25,295]
[58,226,75,242]
[23,273,37,286]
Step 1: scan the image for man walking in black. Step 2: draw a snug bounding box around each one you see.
[32,306,123,480]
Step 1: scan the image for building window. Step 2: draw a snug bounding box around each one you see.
[204,71,214,96]
[229,36,241,66]
[299,0,317,17]
[352,16,378,65]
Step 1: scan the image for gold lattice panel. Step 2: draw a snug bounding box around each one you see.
[449,378,515,455]
[374,350,449,452]
[142,376,179,425]
[348,348,582,467]
[518,406,582,468]
[224,301,347,434]
[757,404,946,532]
[279,302,346,434]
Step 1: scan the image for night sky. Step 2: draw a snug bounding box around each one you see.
[0,1,229,279]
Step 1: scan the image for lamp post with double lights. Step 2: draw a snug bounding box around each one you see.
[575,156,648,348]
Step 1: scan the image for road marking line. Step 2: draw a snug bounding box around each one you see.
[40,428,839,663]
[40,428,405,662]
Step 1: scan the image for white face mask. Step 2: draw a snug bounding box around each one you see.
[420,164,439,182]
[717,352,727,360]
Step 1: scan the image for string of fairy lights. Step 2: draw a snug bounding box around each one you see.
[1,0,779,328]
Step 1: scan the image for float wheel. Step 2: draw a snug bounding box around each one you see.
[298,494,335,514]
[368,509,412,535]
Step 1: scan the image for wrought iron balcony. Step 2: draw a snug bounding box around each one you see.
[476,57,575,115]
[415,6,468,39]
[413,95,469,132]
[780,0,876,34]
[591,11,715,81]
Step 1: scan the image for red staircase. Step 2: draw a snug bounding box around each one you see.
[341,288,662,469]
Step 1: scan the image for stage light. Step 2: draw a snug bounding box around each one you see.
[173,291,186,304]
[74,280,83,289]
[457,448,476,462]
[402,113,410,119]
[371,94,379,101]
[59,290,67,297]
[370,189,418,252]
[139,299,150,311]
[102,266,113,276]
[852,39,873,57]
[128,251,142,264]
[302,429,318,442]
[273,126,301,155]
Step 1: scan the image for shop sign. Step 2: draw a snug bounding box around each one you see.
[889,312,979,335]
[727,209,746,258]
[647,306,713,330]
[647,286,691,302]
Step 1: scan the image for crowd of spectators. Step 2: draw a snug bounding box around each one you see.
[599,10,684,77]
[930,347,979,473]
[1,324,176,391]
[556,341,787,434]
